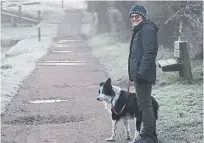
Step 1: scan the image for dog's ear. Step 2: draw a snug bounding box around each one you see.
[105,78,111,86]
[103,78,112,95]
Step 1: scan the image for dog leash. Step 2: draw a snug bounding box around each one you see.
[127,81,131,95]
[111,81,131,115]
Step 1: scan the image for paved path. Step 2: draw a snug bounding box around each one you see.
[1,9,135,143]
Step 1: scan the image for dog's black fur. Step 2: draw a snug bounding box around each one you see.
[98,78,159,132]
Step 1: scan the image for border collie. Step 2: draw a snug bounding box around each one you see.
[96,78,159,142]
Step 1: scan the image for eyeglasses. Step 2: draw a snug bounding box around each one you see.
[130,15,140,19]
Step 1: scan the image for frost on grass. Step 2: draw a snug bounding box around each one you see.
[87,33,130,85]
[1,23,58,40]
[153,83,203,143]
[1,2,64,115]
[1,37,53,114]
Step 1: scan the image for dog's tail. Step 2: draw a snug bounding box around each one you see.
[152,97,159,120]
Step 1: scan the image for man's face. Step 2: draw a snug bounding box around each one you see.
[130,14,143,27]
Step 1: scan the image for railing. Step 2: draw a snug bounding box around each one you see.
[1,0,41,41]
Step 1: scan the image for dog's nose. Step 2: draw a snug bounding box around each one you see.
[96,97,100,101]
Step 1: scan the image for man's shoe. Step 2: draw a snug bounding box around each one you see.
[134,137,154,143]
[134,133,158,143]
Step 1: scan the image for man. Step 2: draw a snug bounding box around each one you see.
[128,4,159,143]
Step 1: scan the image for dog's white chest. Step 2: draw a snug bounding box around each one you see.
[103,102,112,113]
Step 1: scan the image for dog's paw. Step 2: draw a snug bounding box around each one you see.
[135,134,141,141]
[128,135,141,143]
[105,137,116,142]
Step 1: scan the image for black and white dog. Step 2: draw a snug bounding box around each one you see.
[96,78,159,142]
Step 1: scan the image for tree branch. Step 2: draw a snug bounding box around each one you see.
[164,10,180,24]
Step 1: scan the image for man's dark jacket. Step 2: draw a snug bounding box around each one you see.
[128,19,159,84]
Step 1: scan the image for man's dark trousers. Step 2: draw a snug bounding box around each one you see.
[133,81,156,136]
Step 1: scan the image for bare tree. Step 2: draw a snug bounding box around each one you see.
[86,1,110,33]
[85,1,203,59]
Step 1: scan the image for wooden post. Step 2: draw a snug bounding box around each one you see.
[18,5,21,17]
[11,17,16,27]
[38,10,41,22]
[18,5,21,23]
[37,24,41,41]
[175,41,193,81]
[1,1,3,10]
[178,21,182,41]
[61,0,64,8]
[37,10,41,41]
